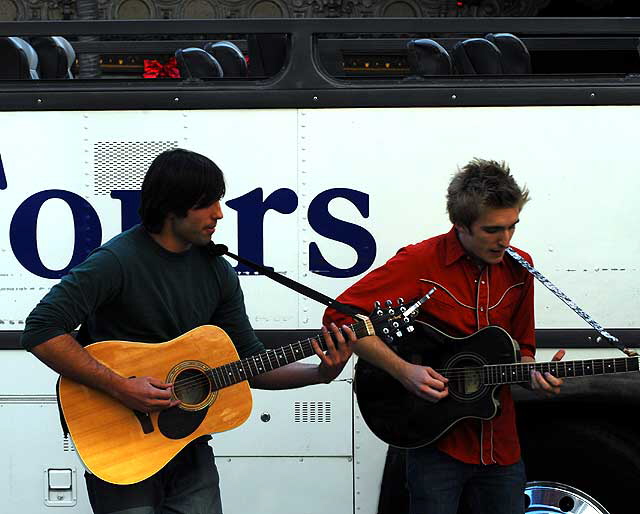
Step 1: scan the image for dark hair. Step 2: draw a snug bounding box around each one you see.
[446,158,530,228]
[139,149,226,233]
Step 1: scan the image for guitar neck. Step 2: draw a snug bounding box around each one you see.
[206,318,372,390]
[482,356,640,386]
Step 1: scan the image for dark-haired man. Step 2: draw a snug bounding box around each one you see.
[21,148,354,514]
[324,158,563,514]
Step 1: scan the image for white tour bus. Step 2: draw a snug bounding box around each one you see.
[1,16,639,514]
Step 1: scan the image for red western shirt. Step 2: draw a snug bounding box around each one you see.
[324,227,535,465]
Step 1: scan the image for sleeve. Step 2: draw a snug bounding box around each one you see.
[20,248,123,350]
[210,258,264,359]
[510,252,536,359]
[323,246,426,330]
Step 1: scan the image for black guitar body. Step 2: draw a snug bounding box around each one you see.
[354,321,520,448]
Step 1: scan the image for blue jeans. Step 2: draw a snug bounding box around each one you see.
[85,438,223,514]
[406,446,526,514]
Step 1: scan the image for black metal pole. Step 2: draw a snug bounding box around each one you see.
[75,0,101,78]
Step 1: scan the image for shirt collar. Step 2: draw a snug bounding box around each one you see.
[444,226,468,267]
[444,226,512,271]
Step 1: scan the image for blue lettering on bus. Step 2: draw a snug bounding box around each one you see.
[308,188,376,278]
[7,187,376,279]
[10,190,102,279]
[0,153,6,190]
[111,190,142,231]
[226,188,298,273]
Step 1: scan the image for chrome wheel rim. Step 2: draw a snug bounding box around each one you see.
[525,481,610,514]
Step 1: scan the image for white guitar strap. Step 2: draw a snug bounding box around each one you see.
[506,247,636,357]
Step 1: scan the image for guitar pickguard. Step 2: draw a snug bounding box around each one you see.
[157,405,209,440]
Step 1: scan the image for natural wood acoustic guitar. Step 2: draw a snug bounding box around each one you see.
[58,293,431,485]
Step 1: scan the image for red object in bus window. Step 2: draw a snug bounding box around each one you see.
[143,57,181,78]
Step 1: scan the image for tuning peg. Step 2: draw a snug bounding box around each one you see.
[386,300,393,306]
[374,301,381,308]
[382,327,390,335]
[407,326,415,333]
[398,298,404,304]
[395,330,403,338]
[392,322,399,328]
[403,317,410,324]
[399,306,406,313]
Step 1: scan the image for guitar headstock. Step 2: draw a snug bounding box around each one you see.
[368,298,415,344]
[366,288,437,345]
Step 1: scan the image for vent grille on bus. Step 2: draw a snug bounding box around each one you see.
[63,435,76,452]
[93,141,178,195]
[294,401,331,423]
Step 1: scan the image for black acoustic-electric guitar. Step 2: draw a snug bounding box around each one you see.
[354,320,639,448]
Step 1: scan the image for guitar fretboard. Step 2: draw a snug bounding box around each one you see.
[206,318,373,390]
[482,357,640,386]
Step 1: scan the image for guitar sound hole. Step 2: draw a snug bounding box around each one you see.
[447,358,484,400]
[173,368,210,407]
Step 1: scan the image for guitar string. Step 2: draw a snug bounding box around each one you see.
[167,309,414,393]
[172,356,639,400]
[171,340,638,393]
[171,357,639,403]
[169,335,326,393]
[171,346,314,392]
[168,317,377,393]
[437,358,638,382]
[171,350,638,393]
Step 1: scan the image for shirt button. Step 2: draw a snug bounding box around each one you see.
[481,280,485,284]
[480,307,484,312]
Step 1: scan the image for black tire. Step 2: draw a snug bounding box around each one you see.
[378,409,639,514]
[519,416,640,514]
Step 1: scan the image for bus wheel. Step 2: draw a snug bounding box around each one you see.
[525,481,610,514]
[519,417,640,514]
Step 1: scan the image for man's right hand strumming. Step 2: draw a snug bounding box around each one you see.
[30,333,179,413]
[398,362,449,403]
[112,376,180,413]
[353,334,449,403]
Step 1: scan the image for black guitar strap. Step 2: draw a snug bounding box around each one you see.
[506,247,635,356]
[207,242,365,320]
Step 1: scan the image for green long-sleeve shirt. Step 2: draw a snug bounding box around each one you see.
[21,224,263,359]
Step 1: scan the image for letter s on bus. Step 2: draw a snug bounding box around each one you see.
[308,188,376,278]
